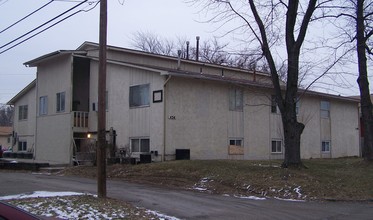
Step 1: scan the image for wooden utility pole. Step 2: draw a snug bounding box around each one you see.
[97,0,107,198]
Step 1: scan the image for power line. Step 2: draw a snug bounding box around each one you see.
[0,1,99,55]
[0,0,88,51]
[0,0,55,34]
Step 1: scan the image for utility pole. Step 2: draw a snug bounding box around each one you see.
[97,0,107,198]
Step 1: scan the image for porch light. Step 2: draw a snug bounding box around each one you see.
[87,133,91,139]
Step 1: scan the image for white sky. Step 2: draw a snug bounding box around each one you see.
[0,0,218,104]
[0,0,367,104]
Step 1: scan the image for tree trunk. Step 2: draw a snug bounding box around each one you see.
[356,0,373,161]
[282,119,305,168]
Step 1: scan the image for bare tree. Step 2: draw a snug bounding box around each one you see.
[0,104,13,126]
[355,0,373,160]
[131,31,264,70]
[191,0,335,167]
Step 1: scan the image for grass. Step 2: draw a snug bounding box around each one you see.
[62,157,373,201]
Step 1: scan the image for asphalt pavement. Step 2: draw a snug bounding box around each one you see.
[0,172,372,219]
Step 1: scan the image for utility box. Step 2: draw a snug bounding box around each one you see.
[140,154,151,163]
[175,149,190,160]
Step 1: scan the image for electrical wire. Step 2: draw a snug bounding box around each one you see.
[0,0,55,34]
[0,0,9,7]
[0,0,88,50]
[0,1,99,55]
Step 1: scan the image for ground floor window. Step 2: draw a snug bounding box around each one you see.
[130,138,150,153]
[228,139,244,155]
[271,140,282,153]
[322,141,331,152]
[18,141,27,151]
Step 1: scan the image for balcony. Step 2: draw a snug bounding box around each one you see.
[72,111,89,131]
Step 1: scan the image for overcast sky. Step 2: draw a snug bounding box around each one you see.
[0,0,368,104]
[0,0,219,104]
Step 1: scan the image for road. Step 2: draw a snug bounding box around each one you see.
[0,172,372,219]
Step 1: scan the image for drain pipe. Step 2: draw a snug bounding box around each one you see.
[163,75,172,161]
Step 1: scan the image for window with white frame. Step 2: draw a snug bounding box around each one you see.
[271,95,280,113]
[322,141,331,152]
[39,96,48,115]
[56,92,65,112]
[129,84,150,108]
[320,101,330,118]
[18,141,27,151]
[229,88,243,111]
[271,140,282,153]
[18,105,28,120]
[130,138,150,153]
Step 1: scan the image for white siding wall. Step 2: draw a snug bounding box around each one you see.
[89,61,165,158]
[34,55,73,164]
[13,86,36,153]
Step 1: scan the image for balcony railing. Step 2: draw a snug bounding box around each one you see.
[73,111,89,128]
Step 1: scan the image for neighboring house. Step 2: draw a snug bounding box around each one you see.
[7,42,361,165]
[0,126,12,150]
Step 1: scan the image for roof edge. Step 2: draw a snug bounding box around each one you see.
[7,79,36,105]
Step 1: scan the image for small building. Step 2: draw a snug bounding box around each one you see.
[7,42,361,165]
[0,126,12,150]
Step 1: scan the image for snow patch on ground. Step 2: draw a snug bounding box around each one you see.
[234,195,266,200]
[191,177,214,192]
[274,197,305,202]
[146,210,181,220]
[0,191,86,200]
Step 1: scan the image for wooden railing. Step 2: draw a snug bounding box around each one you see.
[73,111,89,128]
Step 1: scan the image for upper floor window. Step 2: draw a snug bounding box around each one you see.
[130,84,150,108]
[39,96,48,116]
[56,92,65,112]
[271,95,280,114]
[18,105,28,120]
[320,101,330,118]
[229,88,243,111]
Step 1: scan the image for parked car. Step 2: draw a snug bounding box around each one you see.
[0,201,48,220]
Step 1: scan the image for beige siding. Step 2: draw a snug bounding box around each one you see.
[166,78,228,160]
[90,61,165,158]
[34,54,73,164]
[13,86,36,152]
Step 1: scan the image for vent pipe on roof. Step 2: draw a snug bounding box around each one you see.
[196,36,200,61]
[177,50,182,70]
[186,41,190,60]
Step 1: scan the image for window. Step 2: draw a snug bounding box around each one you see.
[296,100,300,115]
[322,141,331,152]
[271,95,280,113]
[271,140,282,153]
[39,96,48,115]
[320,101,330,118]
[130,84,150,107]
[18,141,27,151]
[130,138,150,153]
[229,88,243,111]
[56,92,65,112]
[228,139,244,155]
[18,105,28,120]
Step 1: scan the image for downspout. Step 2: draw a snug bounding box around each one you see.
[163,75,172,161]
[34,72,39,161]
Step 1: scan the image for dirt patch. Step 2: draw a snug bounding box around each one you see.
[60,158,373,201]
